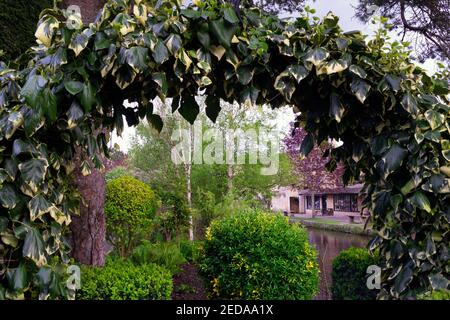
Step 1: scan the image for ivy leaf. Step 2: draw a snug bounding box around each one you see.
[152,40,169,64]
[28,195,52,222]
[350,78,371,103]
[336,38,349,50]
[299,134,314,158]
[23,225,47,267]
[240,86,260,107]
[21,75,47,109]
[197,23,211,49]
[147,114,163,133]
[6,263,28,291]
[179,95,199,124]
[287,65,309,83]
[64,81,84,95]
[152,72,168,96]
[223,7,239,24]
[381,144,407,178]
[40,87,57,122]
[429,273,450,290]
[0,184,19,209]
[209,18,237,49]
[410,191,431,213]
[35,16,59,47]
[80,82,96,113]
[236,65,254,85]
[165,34,182,55]
[424,109,444,130]
[18,158,49,194]
[274,72,296,101]
[323,59,348,75]
[401,93,419,115]
[305,47,329,66]
[125,46,149,72]
[385,74,401,92]
[205,95,221,123]
[393,261,414,294]
[69,29,91,56]
[66,101,84,129]
[349,65,367,79]
[329,92,345,122]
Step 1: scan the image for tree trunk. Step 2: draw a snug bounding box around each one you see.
[311,192,316,218]
[227,164,234,193]
[70,149,106,266]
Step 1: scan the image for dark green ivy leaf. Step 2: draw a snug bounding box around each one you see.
[350,78,371,103]
[329,92,345,123]
[80,82,96,113]
[152,40,169,64]
[6,263,27,291]
[0,183,19,209]
[381,144,407,178]
[179,95,199,124]
[205,95,221,123]
[64,81,84,95]
[21,75,47,109]
[23,224,47,267]
[223,7,239,24]
[299,134,314,158]
[209,18,237,49]
[125,46,149,72]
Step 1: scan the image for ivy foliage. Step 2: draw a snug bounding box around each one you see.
[0,0,448,299]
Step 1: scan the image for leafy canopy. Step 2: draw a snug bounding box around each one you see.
[0,0,448,299]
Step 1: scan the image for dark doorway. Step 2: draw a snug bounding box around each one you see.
[321,195,327,215]
[289,197,299,214]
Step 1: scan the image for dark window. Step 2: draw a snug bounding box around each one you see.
[306,195,321,210]
[333,194,359,212]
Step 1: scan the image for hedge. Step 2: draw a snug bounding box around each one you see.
[199,210,319,300]
[0,0,52,60]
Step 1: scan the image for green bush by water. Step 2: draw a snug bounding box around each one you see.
[77,259,172,300]
[331,247,380,300]
[199,210,319,300]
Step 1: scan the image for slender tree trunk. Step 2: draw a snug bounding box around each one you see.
[70,149,106,266]
[227,164,233,193]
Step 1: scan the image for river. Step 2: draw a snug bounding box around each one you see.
[307,227,371,300]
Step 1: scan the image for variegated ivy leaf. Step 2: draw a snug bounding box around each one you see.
[152,72,168,96]
[125,46,149,73]
[304,47,329,66]
[1,230,18,248]
[23,225,47,267]
[425,109,445,130]
[0,184,19,209]
[274,71,296,102]
[152,40,169,64]
[133,3,148,25]
[349,65,367,79]
[165,34,183,55]
[209,45,226,60]
[66,101,84,129]
[287,65,309,83]
[69,29,93,57]
[178,49,192,71]
[350,78,371,103]
[18,158,49,194]
[28,195,52,222]
[323,59,349,75]
[35,16,59,47]
[329,92,345,123]
[49,206,71,226]
[80,160,91,176]
[112,13,135,35]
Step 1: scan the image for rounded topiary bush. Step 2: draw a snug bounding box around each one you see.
[199,210,319,300]
[105,176,160,257]
[331,247,380,300]
[77,259,172,300]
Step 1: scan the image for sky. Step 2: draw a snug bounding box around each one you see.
[110,0,440,152]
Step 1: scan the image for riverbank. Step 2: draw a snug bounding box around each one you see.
[291,216,377,237]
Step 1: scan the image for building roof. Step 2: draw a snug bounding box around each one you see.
[298,183,363,195]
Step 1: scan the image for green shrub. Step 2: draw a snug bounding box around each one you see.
[131,240,186,274]
[77,260,172,300]
[179,239,203,263]
[418,289,450,300]
[199,210,319,300]
[105,176,160,257]
[331,247,380,300]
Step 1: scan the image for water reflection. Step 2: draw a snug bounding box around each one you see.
[307,227,370,300]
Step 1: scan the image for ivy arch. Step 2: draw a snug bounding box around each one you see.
[0,0,448,299]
